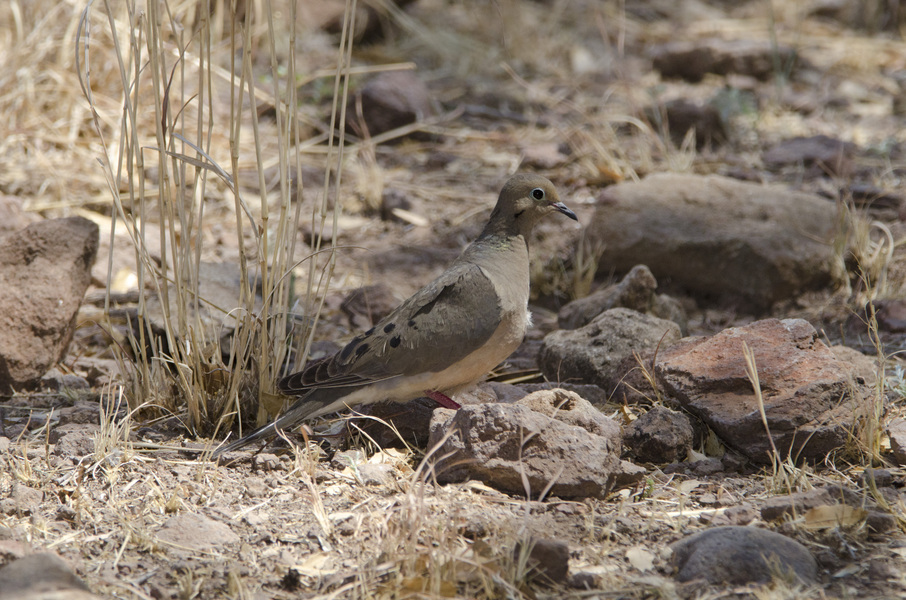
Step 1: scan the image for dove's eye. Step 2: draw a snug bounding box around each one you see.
[531,188,545,200]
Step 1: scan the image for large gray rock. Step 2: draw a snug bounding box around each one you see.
[0,217,99,390]
[670,526,817,585]
[586,174,836,311]
[655,318,872,463]
[539,307,682,393]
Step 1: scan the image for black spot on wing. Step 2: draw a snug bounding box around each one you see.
[355,343,370,357]
[339,341,356,360]
[383,323,395,333]
[389,335,401,348]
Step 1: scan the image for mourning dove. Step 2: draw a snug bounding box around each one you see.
[213,173,577,457]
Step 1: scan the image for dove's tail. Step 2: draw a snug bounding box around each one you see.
[210,392,339,459]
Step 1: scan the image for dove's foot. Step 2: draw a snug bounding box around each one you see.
[425,390,461,410]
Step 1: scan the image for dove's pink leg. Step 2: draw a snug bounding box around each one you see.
[425,390,461,409]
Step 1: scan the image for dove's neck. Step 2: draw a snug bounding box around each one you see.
[460,225,531,309]
[477,206,538,241]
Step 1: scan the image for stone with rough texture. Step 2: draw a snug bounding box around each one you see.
[539,307,682,393]
[586,173,836,310]
[558,265,684,330]
[889,417,906,465]
[428,399,622,499]
[516,389,621,442]
[156,512,240,552]
[0,552,97,600]
[0,217,98,390]
[670,526,817,585]
[516,538,570,585]
[624,406,694,464]
[655,318,871,463]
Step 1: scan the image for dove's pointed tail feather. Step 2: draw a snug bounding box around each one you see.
[211,394,335,458]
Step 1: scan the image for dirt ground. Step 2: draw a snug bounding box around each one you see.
[2,0,906,598]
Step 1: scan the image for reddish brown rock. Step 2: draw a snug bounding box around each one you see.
[0,217,99,391]
[655,319,872,463]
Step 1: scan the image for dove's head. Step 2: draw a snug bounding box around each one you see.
[485,173,577,238]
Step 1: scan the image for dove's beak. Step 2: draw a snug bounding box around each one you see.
[552,202,578,222]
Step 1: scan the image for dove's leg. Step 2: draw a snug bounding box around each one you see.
[425,390,461,410]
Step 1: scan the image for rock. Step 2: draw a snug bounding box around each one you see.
[0,484,43,516]
[428,402,622,499]
[870,298,906,333]
[845,299,906,355]
[652,39,797,82]
[539,308,682,393]
[252,453,283,472]
[664,457,724,477]
[758,484,892,532]
[357,384,498,450]
[860,468,895,488]
[763,135,855,177]
[612,460,648,489]
[670,526,818,585]
[659,99,727,148]
[0,553,97,600]
[340,283,401,330]
[656,319,872,463]
[39,368,89,392]
[558,265,656,329]
[51,425,99,459]
[0,217,99,390]
[624,406,694,464]
[515,538,570,585]
[586,173,837,311]
[828,345,877,387]
[155,512,240,552]
[516,389,621,442]
[347,71,435,138]
[558,265,688,333]
[845,182,904,213]
[144,261,261,357]
[356,396,438,448]
[356,463,395,486]
[888,418,906,465]
[485,381,609,409]
[0,194,41,236]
